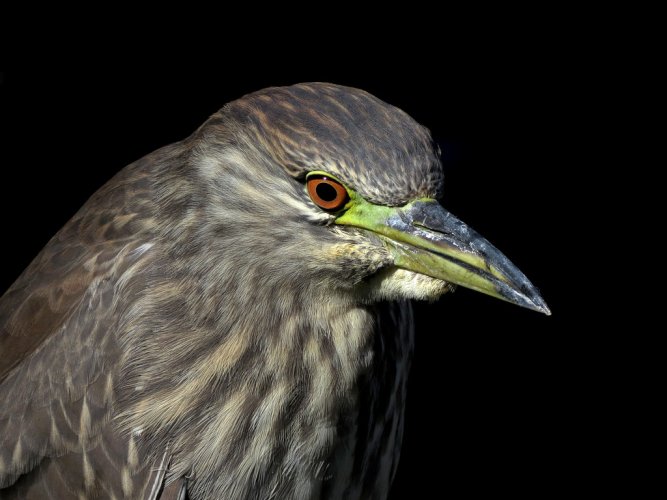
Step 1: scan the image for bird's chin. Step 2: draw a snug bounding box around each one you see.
[360,267,455,302]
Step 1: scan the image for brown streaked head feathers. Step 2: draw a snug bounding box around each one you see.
[201,83,444,205]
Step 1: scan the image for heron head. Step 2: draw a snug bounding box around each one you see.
[189,83,549,314]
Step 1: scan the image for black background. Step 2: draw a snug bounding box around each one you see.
[0,70,592,496]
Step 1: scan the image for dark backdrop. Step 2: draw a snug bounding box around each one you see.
[0,70,584,497]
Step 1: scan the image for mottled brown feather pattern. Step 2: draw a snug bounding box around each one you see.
[0,149,172,497]
[0,83,446,499]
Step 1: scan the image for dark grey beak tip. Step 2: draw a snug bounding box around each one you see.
[498,277,551,316]
[521,288,551,316]
[531,296,552,316]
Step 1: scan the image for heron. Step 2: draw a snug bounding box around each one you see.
[0,83,549,499]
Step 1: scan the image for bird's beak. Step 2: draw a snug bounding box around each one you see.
[336,198,550,315]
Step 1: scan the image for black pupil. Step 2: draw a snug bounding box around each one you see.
[316,182,338,202]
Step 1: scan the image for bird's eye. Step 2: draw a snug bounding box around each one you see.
[307,175,349,211]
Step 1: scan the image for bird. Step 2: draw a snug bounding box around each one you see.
[0,82,549,499]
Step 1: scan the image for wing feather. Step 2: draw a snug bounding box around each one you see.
[0,149,179,497]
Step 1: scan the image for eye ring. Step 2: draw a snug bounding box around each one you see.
[307,175,349,211]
